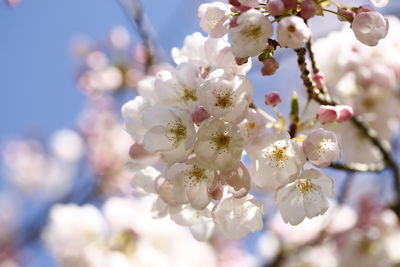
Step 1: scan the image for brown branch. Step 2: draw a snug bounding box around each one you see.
[329,162,385,172]
[118,0,163,72]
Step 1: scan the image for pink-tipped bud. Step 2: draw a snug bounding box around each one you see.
[235,56,249,65]
[299,0,317,19]
[337,8,355,22]
[283,0,297,10]
[317,105,340,124]
[129,143,152,160]
[261,57,279,76]
[265,91,282,107]
[312,73,325,89]
[229,0,241,7]
[192,106,210,125]
[336,105,353,122]
[267,0,285,16]
[357,5,375,14]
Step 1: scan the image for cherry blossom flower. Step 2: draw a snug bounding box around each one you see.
[142,106,196,163]
[277,16,311,49]
[152,62,203,111]
[249,131,306,186]
[302,128,340,168]
[276,169,334,225]
[229,9,273,57]
[194,118,244,170]
[121,96,151,143]
[170,204,215,241]
[199,73,253,123]
[165,158,215,209]
[352,11,389,47]
[198,2,231,38]
[213,194,264,239]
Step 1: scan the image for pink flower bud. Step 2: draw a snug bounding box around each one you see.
[299,0,317,19]
[235,56,249,65]
[261,57,279,76]
[317,105,340,124]
[283,0,297,10]
[229,0,241,7]
[267,0,285,16]
[336,105,353,122]
[129,143,152,160]
[357,5,375,14]
[312,73,324,89]
[265,91,281,106]
[337,8,355,22]
[192,106,210,125]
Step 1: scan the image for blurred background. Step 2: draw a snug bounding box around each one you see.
[1,0,400,266]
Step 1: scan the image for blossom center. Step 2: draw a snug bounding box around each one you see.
[296,179,313,193]
[214,89,234,109]
[183,165,207,187]
[316,138,335,154]
[288,24,296,33]
[166,119,187,146]
[264,141,289,168]
[243,25,262,39]
[181,88,198,103]
[211,131,232,152]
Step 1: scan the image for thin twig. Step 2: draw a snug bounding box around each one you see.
[118,0,161,72]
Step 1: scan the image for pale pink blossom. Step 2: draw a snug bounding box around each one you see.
[277,16,311,49]
[198,2,231,38]
[352,11,389,46]
[303,128,340,168]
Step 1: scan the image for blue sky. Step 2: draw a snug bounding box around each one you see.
[0,0,203,141]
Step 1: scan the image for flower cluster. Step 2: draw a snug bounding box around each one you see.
[195,0,389,78]
[118,0,395,239]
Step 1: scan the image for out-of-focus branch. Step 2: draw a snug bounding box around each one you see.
[294,45,400,197]
[118,0,163,72]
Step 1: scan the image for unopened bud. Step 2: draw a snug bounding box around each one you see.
[299,0,317,19]
[283,0,297,10]
[317,105,340,124]
[267,0,284,16]
[261,57,279,76]
[336,105,353,122]
[192,106,210,125]
[129,143,152,160]
[265,91,282,106]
